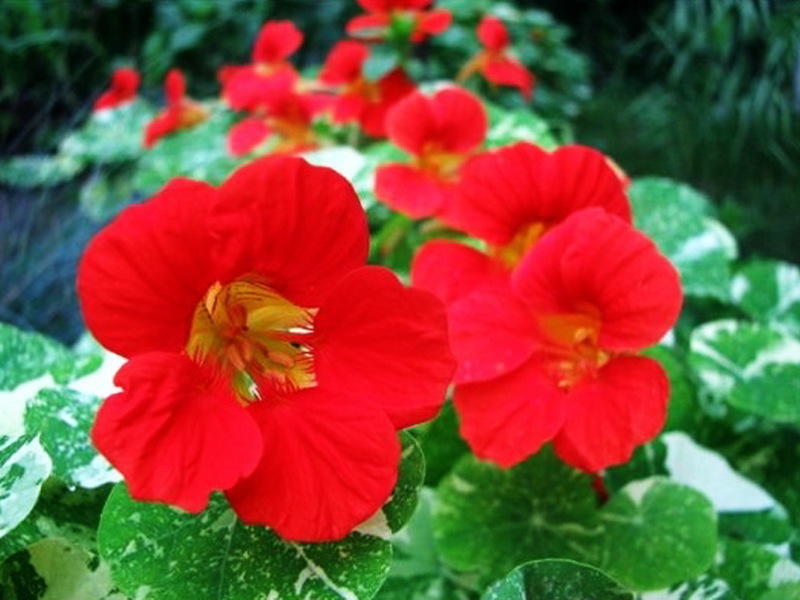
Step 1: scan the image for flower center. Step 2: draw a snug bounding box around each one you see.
[538,311,610,389]
[187,278,316,401]
[490,221,547,268]
[414,142,465,180]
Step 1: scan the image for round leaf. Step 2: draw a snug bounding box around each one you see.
[732,259,800,337]
[598,477,717,591]
[689,320,800,425]
[99,484,392,600]
[434,448,601,586]
[0,434,52,539]
[481,559,633,600]
[629,177,736,300]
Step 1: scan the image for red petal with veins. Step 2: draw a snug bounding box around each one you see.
[450,143,630,244]
[92,353,262,512]
[212,155,369,306]
[252,20,303,64]
[314,266,455,429]
[77,178,217,357]
[513,208,683,351]
[226,387,400,541]
[454,359,567,467]
[227,118,271,156]
[553,356,669,472]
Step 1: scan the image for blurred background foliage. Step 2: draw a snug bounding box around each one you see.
[0,0,798,345]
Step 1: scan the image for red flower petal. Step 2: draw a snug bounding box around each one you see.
[92,353,262,512]
[211,156,369,306]
[227,118,271,156]
[447,283,538,383]
[359,69,416,138]
[225,387,400,541]
[319,41,368,85]
[483,56,534,100]
[553,356,669,472]
[478,15,509,51]
[78,178,217,357]
[165,69,186,105]
[143,110,180,148]
[386,86,486,155]
[450,143,631,245]
[375,163,454,218]
[252,20,303,64]
[454,360,567,467]
[313,266,454,429]
[411,240,505,306]
[418,9,452,36]
[513,208,683,351]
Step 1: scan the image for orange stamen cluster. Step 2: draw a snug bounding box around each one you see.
[538,311,611,389]
[187,278,316,401]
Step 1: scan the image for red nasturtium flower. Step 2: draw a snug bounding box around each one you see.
[220,20,303,114]
[347,0,452,43]
[143,69,209,148]
[226,73,326,156]
[375,86,487,218]
[418,209,682,472]
[457,15,535,101]
[319,40,416,138]
[77,156,455,541]
[93,67,140,111]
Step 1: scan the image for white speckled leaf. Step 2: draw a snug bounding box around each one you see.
[689,319,800,424]
[599,477,717,591]
[486,104,559,149]
[0,323,71,391]
[481,559,633,600]
[0,434,52,539]
[732,260,800,337]
[629,177,736,300]
[24,388,118,489]
[433,448,601,587]
[98,484,392,600]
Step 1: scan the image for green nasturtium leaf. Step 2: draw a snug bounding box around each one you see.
[59,100,154,165]
[434,448,601,586]
[99,484,392,600]
[415,401,470,487]
[642,345,699,433]
[732,259,800,337]
[0,154,83,188]
[689,320,800,425]
[362,43,399,81]
[24,388,117,489]
[383,432,425,533]
[715,539,800,599]
[598,477,717,591]
[0,434,52,539]
[629,177,737,301]
[485,103,559,149]
[481,559,633,600]
[0,323,71,391]
[759,583,800,600]
[0,480,110,563]
[132,106,241,194]
[376,489,473,600]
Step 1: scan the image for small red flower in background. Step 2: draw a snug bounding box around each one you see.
[375,86,487,218]
[319,40,416,138]
[226,73,327,156]
[220,20,303,114]
[458,15,535,101]
[422,209,682,472]
[77,156,455,541]
[143,69,209,148]
[93,67,140,111]
[347,0,451,43]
